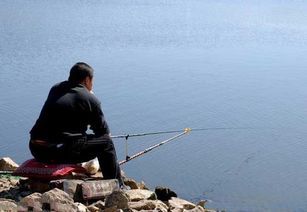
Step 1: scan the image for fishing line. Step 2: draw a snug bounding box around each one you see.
[119,128,191,165]
[114,127,265,164]
[111,127,259,139]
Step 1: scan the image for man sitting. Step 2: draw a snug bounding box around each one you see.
[29,62,123,185]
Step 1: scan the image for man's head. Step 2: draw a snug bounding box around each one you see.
[69,62,94,91]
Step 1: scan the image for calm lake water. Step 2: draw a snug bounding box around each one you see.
[1,0,307,210]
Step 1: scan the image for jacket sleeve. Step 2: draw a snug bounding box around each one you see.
[89,100,110,136]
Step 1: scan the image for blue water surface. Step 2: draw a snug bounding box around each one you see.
[1,1,307,210]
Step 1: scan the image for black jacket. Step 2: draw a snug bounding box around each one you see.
[30,81,110,142]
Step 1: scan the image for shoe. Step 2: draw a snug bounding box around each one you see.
[118,178,130,190]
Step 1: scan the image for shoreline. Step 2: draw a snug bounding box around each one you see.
[0,157,220,212]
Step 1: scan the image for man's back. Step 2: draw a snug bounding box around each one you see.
[30,81,109,142]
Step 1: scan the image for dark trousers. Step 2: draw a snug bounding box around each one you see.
[29,135,121,181]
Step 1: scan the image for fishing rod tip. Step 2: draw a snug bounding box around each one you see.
[184,128,192,133]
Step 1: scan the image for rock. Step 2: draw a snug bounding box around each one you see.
[123,178,138,189]
[63,179,84,200]
[204,210,218,212]
[0,157,19,171]
[170,208,183,212]
[124,189,157,201]
[28,179,50,192]
[91,200,105,209]
[0,179,10,191]
[19,191,33,198]
[168,197,196,210]
[0,198,17,212]
[155,186,177,201]
[87,200,106,211]
[81,179,119,200]
[137,181,148,190]
[49,179,66,189]
[197,200,207,208]
[185,205,206,212]
[128,200,168,212]
[41,188,77,211]
[103,207,125,212]
[18,192,42,211]
[105,190,129,209]
[104,206,117,212]
[122,209,137,212]
[8,178,19,186]
[19,178,30,190]
[74,202,89,212]
[87,205,100,212]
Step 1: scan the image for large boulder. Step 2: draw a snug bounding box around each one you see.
[80,179,119,201]
[41,188,77,211]
[105,190,129,209]
[0,198,17,212]
[124,189,156,201]
[18,192,42,211]
[0,157,19,171]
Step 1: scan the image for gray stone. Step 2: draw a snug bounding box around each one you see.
[19,192,42,211]
[123,178,139,189]
[81,179,119,200]
[155,186,177,201]
[197,200,207,208]
[125,189,157,201]
[41,188,77,212]
[104,208,124,212]
[8,178,19,186]
[170,208,183,212]
[128,200,168,212]
[74,202,90,212]
[91,200,105,209]
[63,179,84,200]
[0,198,17,212]
[104,206,117,212]
[105,190,129,209]
[17,205,28,212]
[137,181,148,190]
[0,157,19,171]
[49,179,66,189]
[168,197,196,210]
[87,205,100,212]
[44,202,78,212]
[185,205,206,212]
[122,209,137,212]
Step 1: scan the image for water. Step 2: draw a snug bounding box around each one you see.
[1,0,307,210]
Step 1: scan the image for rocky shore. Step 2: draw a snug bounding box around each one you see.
[0,157,220,212]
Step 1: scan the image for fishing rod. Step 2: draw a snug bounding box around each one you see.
[111,127,256,139]
[119,128,191,165]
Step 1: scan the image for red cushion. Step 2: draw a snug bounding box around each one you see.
[13,159,86,180]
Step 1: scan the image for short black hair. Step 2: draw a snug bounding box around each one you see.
[68,62,94,83]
